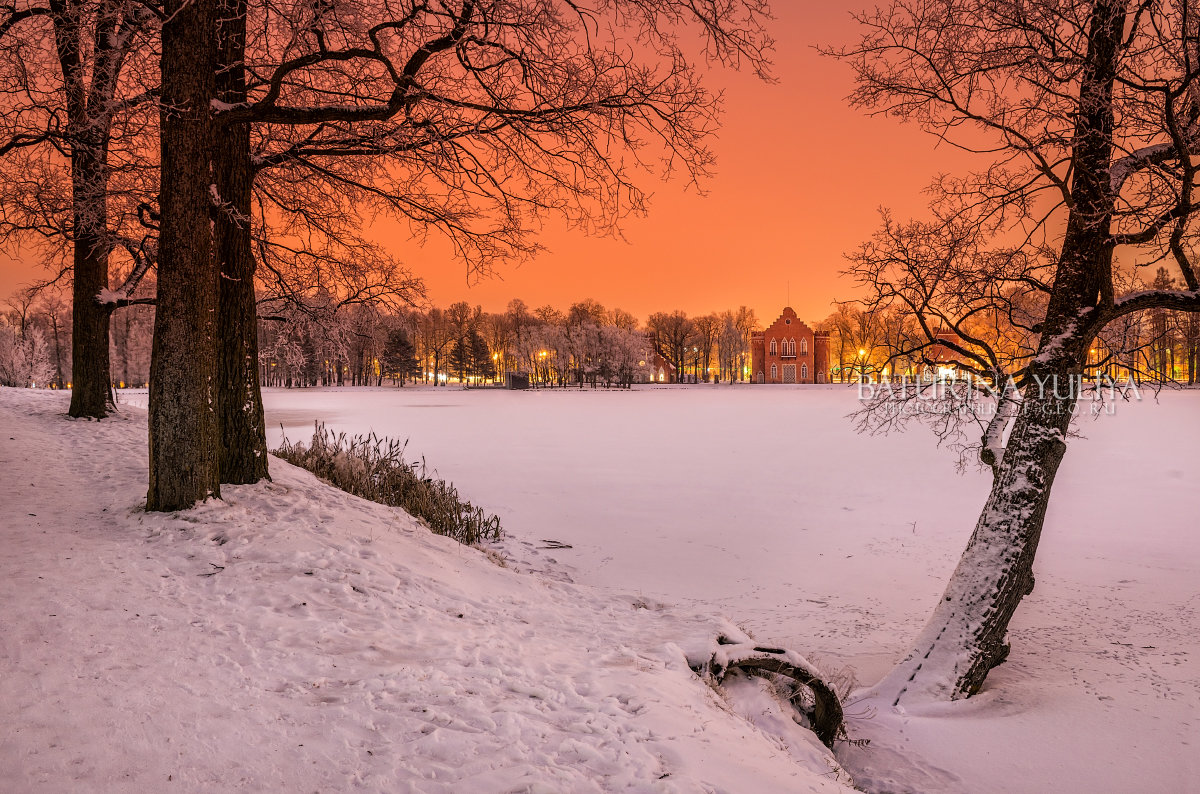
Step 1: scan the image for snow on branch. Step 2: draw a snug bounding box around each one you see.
[1109,142,1178,195]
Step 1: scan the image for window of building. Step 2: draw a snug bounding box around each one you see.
[783,364,796,383]
[771,363,777,380]
[770,338,777,355]
[801,363,808,380]
[800,338,808,355]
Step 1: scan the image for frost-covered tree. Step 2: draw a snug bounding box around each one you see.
[0,324,54,387]
[600,323,651,386]
[837,0,1200,702]
[0,291,56,387]
[35,290,71,388]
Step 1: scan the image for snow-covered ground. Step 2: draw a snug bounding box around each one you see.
[251,383,1200,793]
[6,384,1198,792]
[1,387,852,793]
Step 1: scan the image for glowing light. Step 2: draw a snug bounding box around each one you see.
[858,349,866,356]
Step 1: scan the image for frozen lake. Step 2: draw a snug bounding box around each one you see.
[260,386,1191,657]
[256,383,1200,792]
[264,385,982,673]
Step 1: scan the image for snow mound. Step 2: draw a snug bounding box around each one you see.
[0,388,852,793]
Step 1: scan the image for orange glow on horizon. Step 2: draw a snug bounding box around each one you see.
[0,4,978,328]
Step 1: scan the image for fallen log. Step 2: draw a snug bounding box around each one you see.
[697,641,844,748]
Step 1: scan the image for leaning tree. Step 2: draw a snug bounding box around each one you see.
[836,0,1200,703]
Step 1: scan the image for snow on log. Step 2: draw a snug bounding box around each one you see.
[694,641,844,748]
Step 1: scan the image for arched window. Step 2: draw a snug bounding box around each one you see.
[800,337,808,355]
[771,363,778,380]
[770,338,777,355]
[801,363,809,380]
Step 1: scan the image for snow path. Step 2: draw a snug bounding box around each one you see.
[0,388,852,793]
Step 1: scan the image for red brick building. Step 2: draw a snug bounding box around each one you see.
[750,307,830,384]
[928,328,962,364]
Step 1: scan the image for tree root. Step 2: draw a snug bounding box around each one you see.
[694,641,845,748]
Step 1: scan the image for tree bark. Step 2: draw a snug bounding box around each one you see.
[52,0,115,418]
[147,0,221,511]
[215,0,269,485]
[873,381,1074,703]
[874,0,1125,703]
[68,204,112,417]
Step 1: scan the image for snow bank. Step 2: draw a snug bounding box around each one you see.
[0,388,851,793]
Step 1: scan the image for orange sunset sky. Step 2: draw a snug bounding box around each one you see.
[0,3,979,327]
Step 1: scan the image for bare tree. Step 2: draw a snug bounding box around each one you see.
[34,289,71,387]
[692,313,720,382]
[142,0,774,505]
[0,0,157,417]
[416,307,452,385]
[646,310,694,383]
[716,310,741,382]
[147,0,221,510]
[836,0,1200,702]
[731,305,757,381]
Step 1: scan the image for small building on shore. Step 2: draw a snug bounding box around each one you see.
[750,307,830,384]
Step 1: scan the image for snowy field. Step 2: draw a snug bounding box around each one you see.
[256,383,1200,792]
[4,384,1197,792]
[1,388,852,793]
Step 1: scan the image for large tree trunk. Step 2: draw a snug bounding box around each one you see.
[874,0,1125,703]
[215,0,269,485]
[54,3,114,419]
[871,377,1075,703]
[68,203,112,418]
[147,0,221,511]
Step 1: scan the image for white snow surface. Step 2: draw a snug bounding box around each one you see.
[237,383,1199,794]
[0,388,852,793]
[11,384,1200,792]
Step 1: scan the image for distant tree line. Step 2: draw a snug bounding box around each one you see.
[222,297,766,388]
[7,278,1200,390]
[820,266,1200,386]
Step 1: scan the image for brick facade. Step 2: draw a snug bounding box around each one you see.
[750,307,829,384]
